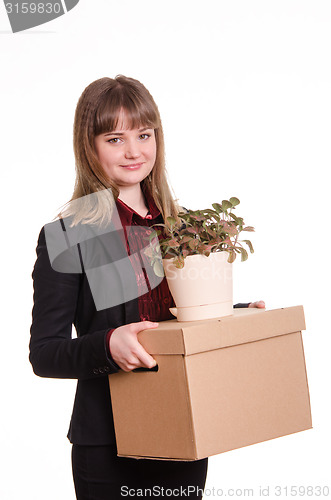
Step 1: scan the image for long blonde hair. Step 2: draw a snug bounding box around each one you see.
[58,75,180,227]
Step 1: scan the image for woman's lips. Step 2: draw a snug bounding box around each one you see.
[120,163,144,170]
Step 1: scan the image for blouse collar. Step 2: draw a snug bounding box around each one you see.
[116,186,161,227]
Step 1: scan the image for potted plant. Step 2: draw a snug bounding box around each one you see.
[146,197,254,321]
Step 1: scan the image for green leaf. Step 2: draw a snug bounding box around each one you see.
[242,239,254,253]
[173,255,185,269]
[151,223,166,228]
[212,203,222,214]
[178,213,191,221]
[225,223,238,237]
[242,226,255,232]
[203,209,219,217]
[206,226,217,237]
[239,248,249,262]
[143,246,154,258]
[222,200,232,211]
[202,244,214,255]
[153,260,165,278]
[188,239,199,250]
[229,197,240,206]
[229,212,239,223]
[227,251,236,263]
[166,216,177,226]
[168,239,181,247]
[189,210,200,217]
[149,230,161,242]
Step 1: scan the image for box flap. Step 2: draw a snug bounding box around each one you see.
[138,306,306,355]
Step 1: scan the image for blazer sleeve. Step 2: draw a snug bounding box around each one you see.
[29,226,120,380]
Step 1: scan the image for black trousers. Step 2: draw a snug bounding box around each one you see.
[72,444,208,500]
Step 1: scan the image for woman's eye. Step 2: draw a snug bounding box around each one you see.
[107,138,121,144]
[139,133,151,140]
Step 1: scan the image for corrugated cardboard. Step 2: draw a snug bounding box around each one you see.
[108,306,312,460]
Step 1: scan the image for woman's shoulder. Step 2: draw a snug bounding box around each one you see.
[36,213,125,276]
[35,216,85,275]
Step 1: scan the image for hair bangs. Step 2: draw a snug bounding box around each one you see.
[94,85,159,136]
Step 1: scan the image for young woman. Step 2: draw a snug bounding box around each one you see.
[29,75,265,500]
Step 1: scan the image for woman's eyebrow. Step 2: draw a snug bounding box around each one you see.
[103,127,152,137]
[139,127,153,132]
[103,131,124,136]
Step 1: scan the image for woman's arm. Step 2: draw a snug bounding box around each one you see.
[29,226,120,380]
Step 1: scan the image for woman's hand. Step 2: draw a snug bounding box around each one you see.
[109,321,158,372]
[248,300,266,308]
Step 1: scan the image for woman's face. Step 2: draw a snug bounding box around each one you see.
[94,110,157,190]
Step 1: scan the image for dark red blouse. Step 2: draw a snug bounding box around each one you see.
[115,192,175,322]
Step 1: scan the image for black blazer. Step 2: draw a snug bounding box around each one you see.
[29,219,249,446]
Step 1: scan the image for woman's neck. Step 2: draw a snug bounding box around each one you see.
[118,184,148,217]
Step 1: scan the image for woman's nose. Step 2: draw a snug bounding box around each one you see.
[124,140,141,159]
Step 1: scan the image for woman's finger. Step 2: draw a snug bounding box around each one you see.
[134,343,157,369]
[130,321,159,334]
[248,300,265,308]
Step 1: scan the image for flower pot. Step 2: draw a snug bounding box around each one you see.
[162,252,233,321]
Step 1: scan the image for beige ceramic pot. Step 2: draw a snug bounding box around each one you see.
[162,252,233,321]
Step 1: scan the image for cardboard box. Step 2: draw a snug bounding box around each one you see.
[108,306,312,460]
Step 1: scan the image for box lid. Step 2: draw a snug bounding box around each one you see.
[138,306,306,355]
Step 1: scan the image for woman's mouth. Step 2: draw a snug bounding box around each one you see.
[120,163,144,170]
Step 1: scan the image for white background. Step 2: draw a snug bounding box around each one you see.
[0,1,330,498]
